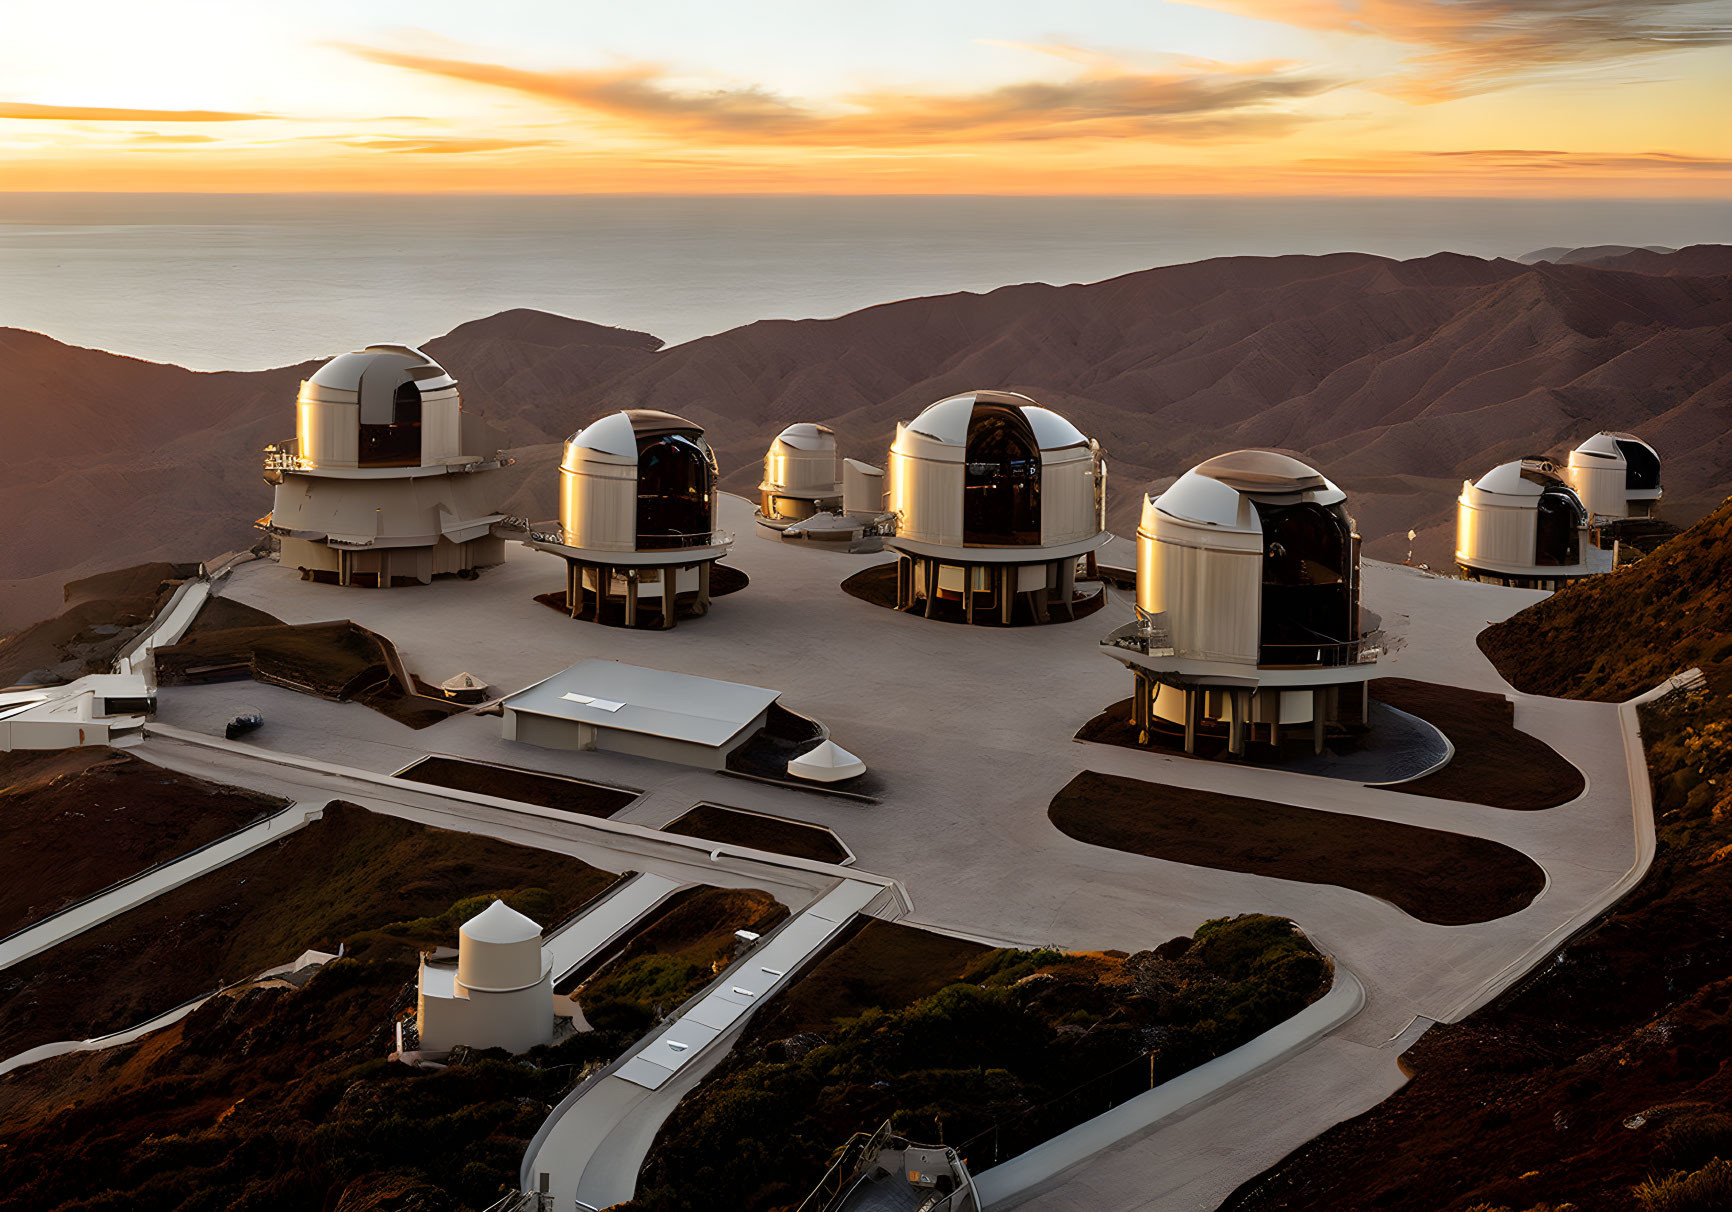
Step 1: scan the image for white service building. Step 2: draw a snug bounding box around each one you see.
[526,410,733,628]
[885,390,1109,623]
[259,345,511,587]
[417,899,554,1056]
[1101,450,1380,755]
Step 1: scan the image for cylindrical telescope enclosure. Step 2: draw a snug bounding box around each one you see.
[1565,430,1662,521]
[295,344,462,470]
[559,410,720,552]
[455,900,546,993]
[1456,458,1591,579]
[760,423,843,523]
[1138,450,1361,668]
[887,390,1105,550]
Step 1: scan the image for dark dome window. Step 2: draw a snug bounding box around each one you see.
[636,433,715,548]
[1616,439,1660,491]
[359,380,422,466]
[1535,486,1584,567]
[963,402,1041,546]
[1253,500,1355,665]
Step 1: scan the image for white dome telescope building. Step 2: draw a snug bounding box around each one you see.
[259,345,510,587]
[757,423,844,529]
[417,899,553,1056]
[1564,431,1663,526]
[885,391,1109,624]
[1455,457,1601,589]
[1101,451,1380,756]
[525,409,733,628]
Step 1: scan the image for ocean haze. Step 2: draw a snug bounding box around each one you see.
[4,193,1731,371]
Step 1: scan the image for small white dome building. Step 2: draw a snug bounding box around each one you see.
[1564,431,1663,523]
[757,423,844,528]
[259,344,510,587]
[1455,457,1597,589]
[1101,450,1380,756]
[884,390,1109,623]
[417,899,553,1056]
[525,409,733,628]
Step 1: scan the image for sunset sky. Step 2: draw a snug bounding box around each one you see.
[2,0,1728,195]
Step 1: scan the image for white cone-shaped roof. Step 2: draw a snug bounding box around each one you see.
[460,898,542,945]
[788,740,867,783]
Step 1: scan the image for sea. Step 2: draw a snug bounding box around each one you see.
[2,193,1729,371]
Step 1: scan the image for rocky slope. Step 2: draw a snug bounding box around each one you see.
[5,248,1730,635]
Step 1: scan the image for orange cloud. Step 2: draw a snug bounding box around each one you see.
[342,135,558,154]
[1184,0,1732,100]
[0,102,272,121]
[336,42,1339,145]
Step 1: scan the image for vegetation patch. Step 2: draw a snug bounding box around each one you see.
[839,562,1107,626]
[396,755,635,818]
[1049,770,1545,925]
[0,748,286,936]
[154,617,462,728]
[625,914,1330,1211]
[567,886,789,1033]
[1370,678,1585,810]
[1479,497,1732,701]
[0,894,644,1211]
[662,803,849,863]
[0,801,617,1058]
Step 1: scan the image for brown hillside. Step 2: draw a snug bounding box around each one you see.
[1479,497,1732,701]
[5,247,1731,635]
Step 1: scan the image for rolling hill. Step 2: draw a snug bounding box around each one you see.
[4,247,1730,636]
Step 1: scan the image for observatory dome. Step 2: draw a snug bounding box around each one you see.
[1565,431,1662,519]
[294,344,462,469]
[1456,458,1590,582]
[1138,450,1360,668]
[455,900,547,993]
[559,410,720,552]
[759,423,844,526]
[888,390,1104,550]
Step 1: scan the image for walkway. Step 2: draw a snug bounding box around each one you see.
[522,879,885,1212]
[545,872,685,984]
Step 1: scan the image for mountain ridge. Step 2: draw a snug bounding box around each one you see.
[4,246,1730,635]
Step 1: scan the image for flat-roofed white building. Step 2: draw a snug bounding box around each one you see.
[259,344,511,587]
[885,391,1109,624]
[418,899,554,1056]
[501,659,779,769]
[1100,450,1381,755]
[526,410,733,628]
[1456,457,1605,589]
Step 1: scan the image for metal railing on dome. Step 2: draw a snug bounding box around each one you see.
[525,525,735,551]
[262,439,306,471]
[1101,611,1382,669]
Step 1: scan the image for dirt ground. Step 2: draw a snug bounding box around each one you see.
[154,618,464,728]
[395,755,636,818]
[1048,770,1545,925]
[0,748,288,937]
[0,801,616,1058]
[0,562,198,687]
[1370,678,1586,809]
[839,562,1107,627]
[661,803,849,863]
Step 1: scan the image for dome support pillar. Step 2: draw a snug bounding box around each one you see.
[1184,686,1200,755]
[624,571,639,628]
[1228,689,1248,757]
[1058,557,1076,620]
[661,567,677,630]
[1313,689,1327,755]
